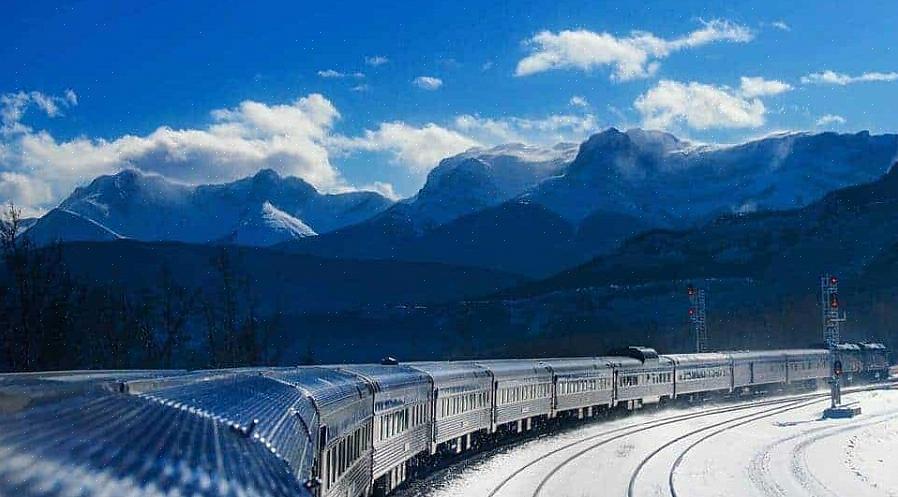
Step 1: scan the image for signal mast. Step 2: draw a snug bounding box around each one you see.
[687,284,709,353]
[820,273,859,418]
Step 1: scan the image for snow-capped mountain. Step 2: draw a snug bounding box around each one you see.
[25,169,393,246]
[527,128,898,226]
[221,201,317,246]
[288,129,898,277]
[24,209,124,246]
[398,142,577,230]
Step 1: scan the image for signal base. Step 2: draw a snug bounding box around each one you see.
[823,405,861,419]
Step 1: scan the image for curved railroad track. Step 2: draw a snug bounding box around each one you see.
[486,382,897,497]
[484,395,807,497]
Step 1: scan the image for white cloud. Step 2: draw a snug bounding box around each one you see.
[1,92,348,212]
[634,80,767,130]
[770,21,790,31]
[482,61,495,71]
[739,76,792,97]
[365,55,389,67]
[317,69,365,79]
[515,19,752,80]
[569,96,589,108]
[816,114,846,127]
[801,70,898,85]
[350,84,370,92]
[1,91,78,133]
[359,181,399,200]
[453,113,598,146]
[335,122,478,172]
[0,172,54,217]
[64,89,78,106]
[412,76,443,90]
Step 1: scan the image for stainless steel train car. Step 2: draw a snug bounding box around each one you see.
[475,359,553,432]
[857,342,890,379]
[268,367,374,497]
[610,347,675,408]
[0,370,314,497]
[407,361,492,454]
[730,350,788,389]
[339,364,433,494]
[785,349,830,385]
[540,357,614,417]
[665,352,732,397]
[0,343,890,497]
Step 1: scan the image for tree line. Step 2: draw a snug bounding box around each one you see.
[0,203,283,372]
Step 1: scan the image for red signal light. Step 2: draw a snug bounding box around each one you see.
[834,360,843,376]
[830,276,838,285]
[688,307,695,316]
[829,294,839,308]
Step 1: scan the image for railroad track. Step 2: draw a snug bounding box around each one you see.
[487,393,819,497]
[664,382,897,497]
[483,381,896,497]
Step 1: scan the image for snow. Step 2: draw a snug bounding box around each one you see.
[260,201,317,237]
[397,387,898,497]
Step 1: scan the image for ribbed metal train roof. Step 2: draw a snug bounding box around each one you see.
[0,390,311,497]
[662,352,731,365]
[783,349,829,357]
[407,361,492,384]
[726,350,791,360]
[136,371,314,478]
[537,357,615,375]
[474,359,553,381]
[268,366,371,406]
[337,364,432,391]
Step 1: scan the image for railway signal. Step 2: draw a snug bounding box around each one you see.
[820,273,859,418]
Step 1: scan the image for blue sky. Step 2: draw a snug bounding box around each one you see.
[2,0,897,214]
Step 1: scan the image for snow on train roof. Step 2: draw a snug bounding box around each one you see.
[474,359,553,380]
[407,361,492,385]
[858,342,887,350]
[337,363,432,391]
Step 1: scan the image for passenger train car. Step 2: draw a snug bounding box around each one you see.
[0,343,890,497]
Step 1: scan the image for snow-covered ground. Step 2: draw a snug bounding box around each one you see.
[396,386,898,497]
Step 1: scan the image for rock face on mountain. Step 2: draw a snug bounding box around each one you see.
[511,161,898,297]
[526,128,898,225]
[404,143,577,229]
[287,129,898,277]
[24,169,393,246]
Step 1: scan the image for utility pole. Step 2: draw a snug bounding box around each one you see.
[687,284,709,353]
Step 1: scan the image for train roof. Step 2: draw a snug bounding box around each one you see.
[783,349,829,357]
[268,366,371,405]
[337,364,431,392]
[407,361,492,384]
[726,350,790,360]
[662,352,731,365]
[537,357,615,374]
[0,382,312,497]
[474,359,553,381]
[834,343,862,351]
[136,372,313,474]
[858,342,887,350]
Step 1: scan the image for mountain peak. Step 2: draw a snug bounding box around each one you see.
[252,168,281,181]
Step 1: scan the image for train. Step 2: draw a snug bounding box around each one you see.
[0,343,890,497]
